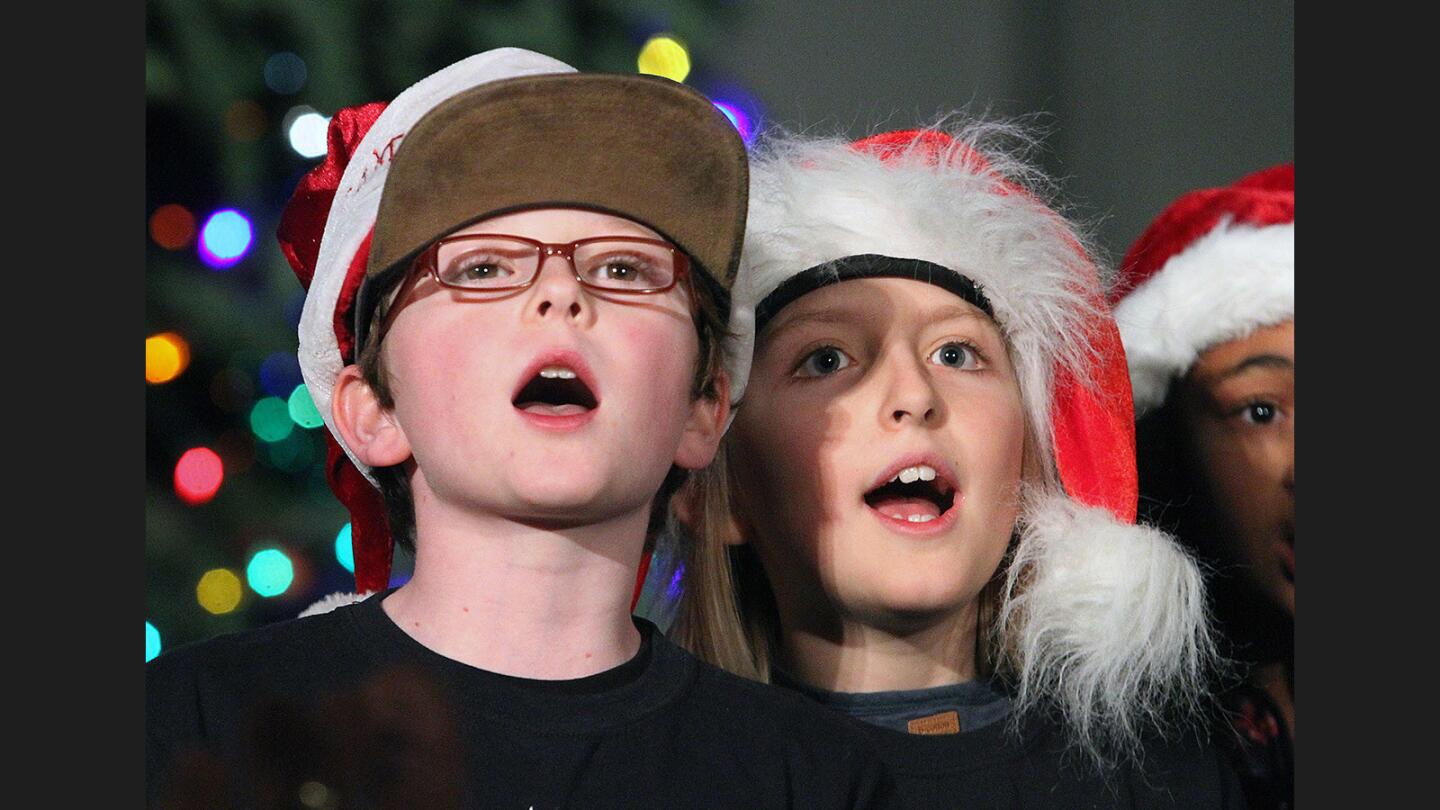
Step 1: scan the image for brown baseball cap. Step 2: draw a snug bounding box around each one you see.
[354,72,749,350]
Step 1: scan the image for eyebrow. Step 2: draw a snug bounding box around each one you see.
[1218,354,1294,380]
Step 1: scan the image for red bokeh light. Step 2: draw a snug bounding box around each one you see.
[150,204,196,251]
[174,447,225,505]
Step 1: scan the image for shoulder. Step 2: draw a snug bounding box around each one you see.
[654,639,891,805]
[686,653,881,742]
[1121,727,1248,809]
[149,599,362,684]
[146,596,375,731]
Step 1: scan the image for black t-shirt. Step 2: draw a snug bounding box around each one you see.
[774,673,1246,809]
[146,593,890,808]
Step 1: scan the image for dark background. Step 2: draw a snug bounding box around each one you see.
[145,0,1294,656]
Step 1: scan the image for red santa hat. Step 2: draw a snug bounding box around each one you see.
[1110,164,1294,414]
[731,126,1215,760]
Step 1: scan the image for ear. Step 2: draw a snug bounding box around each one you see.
[332,365,412,468]
[673,371,731,470]
[669,456,751,548]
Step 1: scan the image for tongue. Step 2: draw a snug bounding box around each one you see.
[871,497,941,521]
[519,403,589,416]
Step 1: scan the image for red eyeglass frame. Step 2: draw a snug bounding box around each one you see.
[372,233,696,344]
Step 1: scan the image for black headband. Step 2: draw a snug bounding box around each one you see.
[752,254,994,336]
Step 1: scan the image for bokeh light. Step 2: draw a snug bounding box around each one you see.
[712,101,754,145]
[247,548,295,597]
[196,568,244,615]
[264,51,308,94]
[149,204,196,250]
[335,523,354,573]
[146,332,191,384]
[288,111,329,159]
[146,621,161,662]
[637,35,691,83]
[224,100,267,142]
[174,447,225,505]
[250,396,294,443]
[287,384,324,429]
[259,352,304,397]
[199,209,254,268]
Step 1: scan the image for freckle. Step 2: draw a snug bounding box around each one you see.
[413,622,421,628]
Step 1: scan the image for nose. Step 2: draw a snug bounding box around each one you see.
[527,252,592,325]
[880,349,943,428]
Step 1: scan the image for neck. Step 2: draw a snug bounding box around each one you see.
[776,601,979,693]
[383,489,648,681]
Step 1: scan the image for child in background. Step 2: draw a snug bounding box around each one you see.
[672,124,1241,806]
[146,48,888,808]
[1113,164,1294,809]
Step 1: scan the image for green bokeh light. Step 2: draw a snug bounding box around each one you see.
[246,548,295,597]
[335,523,354,573]
[146,621,161,662]
[287,384,324,429]
[249,396,294,443]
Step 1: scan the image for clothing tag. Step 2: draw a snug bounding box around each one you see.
[906,710,961,735]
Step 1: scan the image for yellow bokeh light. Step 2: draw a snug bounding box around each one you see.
[146,332,190,384]
[196,568,243,615]
[637,35,691,83]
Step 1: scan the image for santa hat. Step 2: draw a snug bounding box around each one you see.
[1110,164,1294,415]
[732,126,1214,759]
[277,48,748,598]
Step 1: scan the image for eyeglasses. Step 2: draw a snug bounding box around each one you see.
[367,232,694,348]
[415,233,689,295]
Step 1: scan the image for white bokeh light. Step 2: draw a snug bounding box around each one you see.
[287,109,329,159]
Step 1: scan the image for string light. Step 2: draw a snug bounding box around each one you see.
[711,100,754,145]
[264,52,308,95]
[288,111,329,159]
[146,332,191,384]
[335,523,354,573]
[247,548,295,597]
[199,209,254,268]
[288,384,325,429]
[224,100,267,143]
[250,397,294,443]
[149,204,195,250]
[196,568,243,615]
[146,621,161,662]
[174,447,224,505]
[637,35,691,83]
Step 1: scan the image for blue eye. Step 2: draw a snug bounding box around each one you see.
[796,346,852,377]
[929,342,981,369]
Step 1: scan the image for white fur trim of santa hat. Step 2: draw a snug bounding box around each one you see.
[1113,220,1294,415]
[297,590,376,618]
[296,48,576,483]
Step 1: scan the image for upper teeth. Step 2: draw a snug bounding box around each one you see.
[539,366,577,380]
[893,465,937,484]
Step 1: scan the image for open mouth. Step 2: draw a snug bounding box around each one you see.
[512,365,598,416]
[863,464,957,524]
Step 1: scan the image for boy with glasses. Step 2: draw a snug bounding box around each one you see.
[146,48,888,808]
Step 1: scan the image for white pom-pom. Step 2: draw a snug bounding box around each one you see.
[997,492,1216,764]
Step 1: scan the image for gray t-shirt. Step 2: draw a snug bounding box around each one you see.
[770,668,1011,734]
